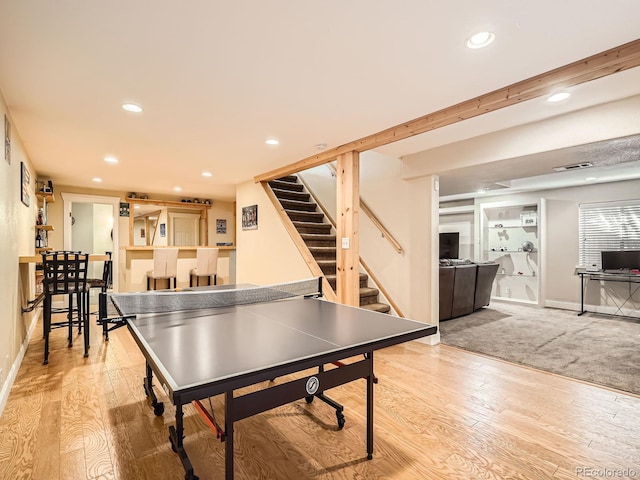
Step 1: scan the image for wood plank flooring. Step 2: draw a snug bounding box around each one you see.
[1,313,639,479]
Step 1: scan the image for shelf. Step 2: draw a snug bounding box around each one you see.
[36,224,54,231]
[485,225,537,229]
[485,250,538,254]
[496,273,537,278]
[35,247,53,253]
[36,191,55,203]
[126,197,211,209]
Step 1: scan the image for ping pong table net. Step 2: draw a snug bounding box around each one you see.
[109,278,323,316]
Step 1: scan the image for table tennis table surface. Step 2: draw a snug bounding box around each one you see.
[118,288,436,401]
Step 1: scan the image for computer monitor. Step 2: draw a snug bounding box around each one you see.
[439,232,460,259]
[601,250,640,271]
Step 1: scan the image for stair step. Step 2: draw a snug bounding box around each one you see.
[308,246,336,259]
[293,221,333,234]
[360,303,391,314]
[280,199,317,212]
[301,233,336,247]
[359,287,381,305]
[285,210,325,223]
[271,188,311,202]
[276,175,299,183]
[325,273,368,290]
[317,260,336,275]
[269,179,304,192]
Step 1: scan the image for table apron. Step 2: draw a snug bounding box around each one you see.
[230,357,371,422]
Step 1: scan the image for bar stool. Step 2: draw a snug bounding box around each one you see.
[41,251,90,364]
[147,248,179,290]
[190,247,219,287]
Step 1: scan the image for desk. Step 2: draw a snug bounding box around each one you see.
[105,279,437,480]
[576,268,640,317]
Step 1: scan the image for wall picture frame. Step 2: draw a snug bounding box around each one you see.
[242,205,258,230]
[216,218,227,234]
[4,114,10,165]
[21,162,30,207]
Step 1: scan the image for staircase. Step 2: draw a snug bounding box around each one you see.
[268,175,391,313]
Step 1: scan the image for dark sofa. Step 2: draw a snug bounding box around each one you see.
[439,260,499,321]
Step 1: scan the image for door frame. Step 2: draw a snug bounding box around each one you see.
[61,192,120,292]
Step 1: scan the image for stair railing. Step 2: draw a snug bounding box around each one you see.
[296,175,406,318]
[326,163,403,254]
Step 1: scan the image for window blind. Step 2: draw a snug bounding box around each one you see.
[579,199,640,268]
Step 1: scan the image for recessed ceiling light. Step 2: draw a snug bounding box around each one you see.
[92,177,102,183]
[547,92,571,103]
[466,31,495,49]
[202,171,212,177]
[315,143,328,150]
[585,177,597,182]
[122,103,143,113]
[104,156,118,164]
[265,138,279,145]
[174,186,182,192]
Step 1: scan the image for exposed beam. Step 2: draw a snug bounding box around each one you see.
[255,38,640,183]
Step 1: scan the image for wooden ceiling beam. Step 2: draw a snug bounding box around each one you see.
[255,38,640,183]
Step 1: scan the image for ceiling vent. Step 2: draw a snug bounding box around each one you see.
[552,162,593,172]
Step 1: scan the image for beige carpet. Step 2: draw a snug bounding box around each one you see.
[439,301,640,396]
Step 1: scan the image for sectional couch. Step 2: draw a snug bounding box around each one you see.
[439,260,499,321]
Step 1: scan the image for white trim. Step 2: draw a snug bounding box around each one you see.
[0,312,40,416]
[61,192,119,291]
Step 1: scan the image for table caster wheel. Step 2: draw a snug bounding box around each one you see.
[153,402,165,416]
[305,395,314,404]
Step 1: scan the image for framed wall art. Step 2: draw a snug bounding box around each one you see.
[21,162,30,206]
[242,205,258,230]
[4,114,10,165]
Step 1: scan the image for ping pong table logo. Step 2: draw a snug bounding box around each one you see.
[305,376,320,395]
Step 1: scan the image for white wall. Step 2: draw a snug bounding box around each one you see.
[402,95,640,179]
[0,92,39,415]
[479,178,640,310]
[235,180,313,285]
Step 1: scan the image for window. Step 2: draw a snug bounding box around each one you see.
[579,200,640,268]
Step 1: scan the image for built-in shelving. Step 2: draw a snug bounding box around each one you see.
[481,201,540,305]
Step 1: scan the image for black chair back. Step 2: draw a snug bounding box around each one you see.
[42,251,89,295]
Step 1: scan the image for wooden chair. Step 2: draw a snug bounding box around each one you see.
[41,251,90,364]
[147,248,179,290]
[189,247,219,287]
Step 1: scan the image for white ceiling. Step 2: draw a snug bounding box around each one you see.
[1,1,639,202]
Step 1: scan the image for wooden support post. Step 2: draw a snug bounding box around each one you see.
[336,151,360,307]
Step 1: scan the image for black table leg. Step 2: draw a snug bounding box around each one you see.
[225,390,235,480]
[366,351,374,460]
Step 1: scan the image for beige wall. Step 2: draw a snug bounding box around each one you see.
[0,92,39,413]
[235,180,312,285]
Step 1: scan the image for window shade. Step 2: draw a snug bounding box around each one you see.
[579,200,640,268]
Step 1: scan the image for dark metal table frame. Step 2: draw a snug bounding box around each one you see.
[100,291,436,480]
[577,270,640,318]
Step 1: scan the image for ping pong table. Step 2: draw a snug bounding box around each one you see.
[102,278,437,480]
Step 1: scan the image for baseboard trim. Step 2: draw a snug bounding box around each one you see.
[0,310,41,417]
[545,300,640,318]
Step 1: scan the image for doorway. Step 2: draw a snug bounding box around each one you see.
[61,193,119,294]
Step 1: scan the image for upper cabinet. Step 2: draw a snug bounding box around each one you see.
[127,198,211,247]
[480,201,541,305]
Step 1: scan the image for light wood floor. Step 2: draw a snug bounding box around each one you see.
[1,312,639,480]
